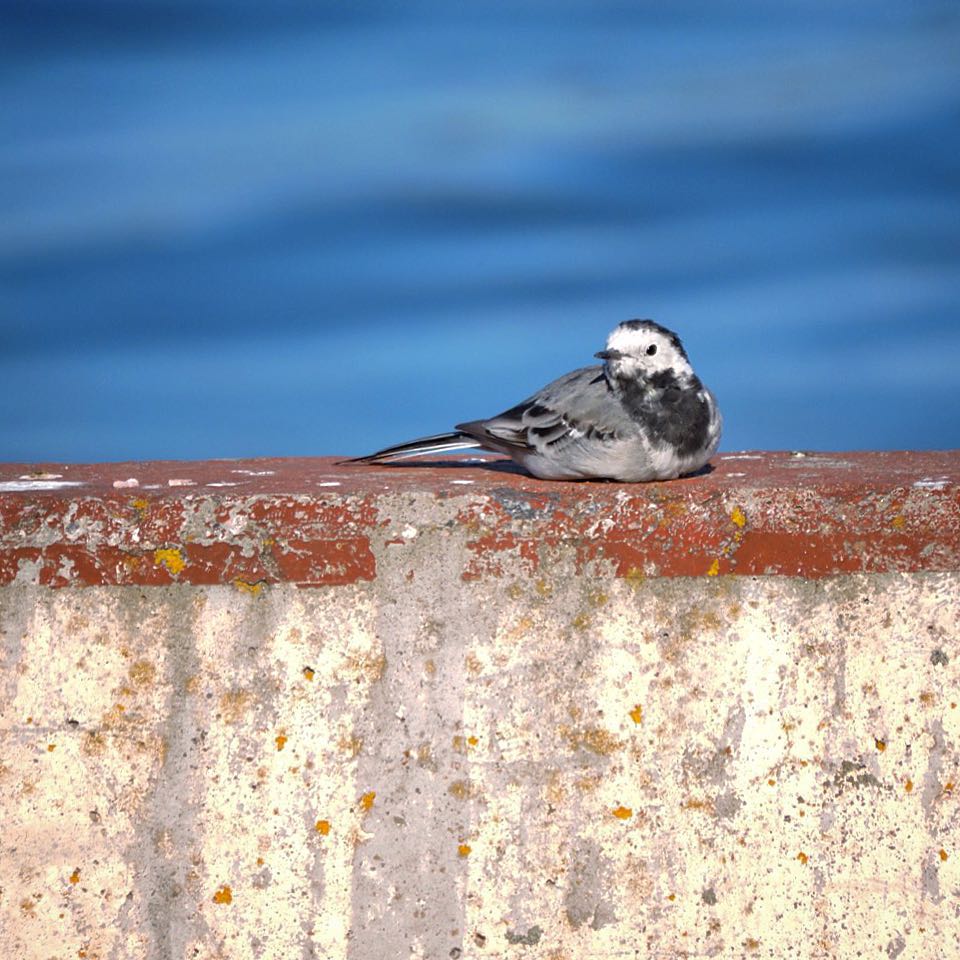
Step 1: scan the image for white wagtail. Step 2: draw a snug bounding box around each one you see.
[344,320,721,481]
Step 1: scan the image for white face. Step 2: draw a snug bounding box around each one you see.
[599,321,693,380]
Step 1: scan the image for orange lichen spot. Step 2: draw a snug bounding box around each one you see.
[153,548,185,575]
[315,820,331,836]
[360,791,376,811]
[667,893,676,901]
[905,779,914,793]
[612,806,633,820]
[706,559,720,577]
[256,857,264,866]
[212,884,232,905]
[69,868,80,885]
[26,716,33,724]
[302,667,315,681]
[944,782,955,793]
[275,734,287,751]
[629,705,643,725]
[919,691,935,706]
[730,506,747,528]
[767,778,775,786]
[940,849,949,862]
[891,514,906,529]
[47,744,56,752]
[458,844,472,858]
[467,735,479,746]
[796,852,808,865]
[233,579,263,596]
[875,738,887,752]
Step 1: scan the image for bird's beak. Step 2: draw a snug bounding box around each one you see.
[594,349,623,361]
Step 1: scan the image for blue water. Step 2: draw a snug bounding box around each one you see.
[2,1,959,462]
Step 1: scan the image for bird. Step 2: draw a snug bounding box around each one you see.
[342,319,722,482]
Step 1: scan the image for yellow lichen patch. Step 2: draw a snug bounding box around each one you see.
[745,938,760,951]
[219,690,252,724]
[360,791,376,811]
[706,559,720,577]
[572,612,590,630]
[448,780,477,801]
[629,705,643,725]
[344,652,387,683]
[275,733,287,751]
[612,806,633,820]
[797,852,808,865]
[565,726,622,756]
[132,498,149,511]
[940,849,949,862]
[233,579,263,596]
[458,844,472,857]
[315,820,331,836]
[212,884,232,905]
[129,660,156,686]
[69,868,80,884]
[509,615,534,638]
[153,548,185,575]
[467,735,479,746]
[623,567,646,587]
[875,738,887,752]
[302,667,315,681]
[534,579,553,597]
[589,591,609,606]
[730,506,747,528]
[891,514,906,529]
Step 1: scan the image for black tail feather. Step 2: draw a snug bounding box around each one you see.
[338,432,483,465]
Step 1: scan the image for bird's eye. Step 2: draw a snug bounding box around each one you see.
[646,344,658,356]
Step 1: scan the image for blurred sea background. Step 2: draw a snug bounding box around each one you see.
[2,0,959,463]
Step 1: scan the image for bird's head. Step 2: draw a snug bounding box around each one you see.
[595,319,693,382]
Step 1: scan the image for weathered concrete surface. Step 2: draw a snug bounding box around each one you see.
[1,452,959,959]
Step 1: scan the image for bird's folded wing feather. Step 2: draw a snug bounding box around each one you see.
[457,366,626,453]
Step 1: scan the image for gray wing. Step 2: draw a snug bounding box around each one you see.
[456,366,629,455]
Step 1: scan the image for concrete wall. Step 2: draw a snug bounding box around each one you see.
[1,451,958,960]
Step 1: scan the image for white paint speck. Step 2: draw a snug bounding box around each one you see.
[727,472,747,478]
[914,477,949,490]
[721,454,763,461]
[317,481,341,487]
[113,478,139,488]
[19,473,62,480]
[450,479,475,485]
[207,482,242,488]
[0,480,86,492]
[401,524,418,540]
[168,478,195,487]
[231,469,275,476]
